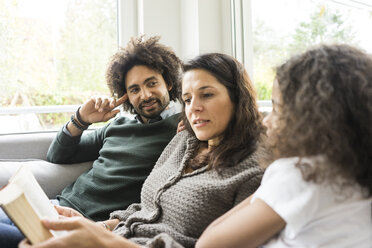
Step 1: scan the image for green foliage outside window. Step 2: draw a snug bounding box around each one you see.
[253,4,359,99]
[0,0,117,128]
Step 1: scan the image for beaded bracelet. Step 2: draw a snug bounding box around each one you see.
[76,107,92,126]
[70,115,88,130]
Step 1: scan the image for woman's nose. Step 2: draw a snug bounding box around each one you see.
[190,99,203,112]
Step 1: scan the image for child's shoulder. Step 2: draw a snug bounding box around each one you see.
[265,157,301,175]
[261,156,321,187]
[267,156,324,174]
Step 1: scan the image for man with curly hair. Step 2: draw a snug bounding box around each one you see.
[0,36,183,248]
[47,36,182,221]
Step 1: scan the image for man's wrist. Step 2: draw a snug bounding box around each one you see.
[76,106,92,126]
[70,115,89,130]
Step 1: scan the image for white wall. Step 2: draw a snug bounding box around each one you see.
[117,0,246,60]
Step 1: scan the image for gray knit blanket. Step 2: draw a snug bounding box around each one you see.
[111,131,264,248]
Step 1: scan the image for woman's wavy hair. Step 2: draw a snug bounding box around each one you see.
[106,36,182,114]
[272,44,372,195]
[181,53,265,169]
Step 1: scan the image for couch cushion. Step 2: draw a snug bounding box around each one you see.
[0,132,56,160]
[0,159,92,198]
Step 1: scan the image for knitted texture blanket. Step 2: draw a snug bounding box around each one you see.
[111,131,264,248]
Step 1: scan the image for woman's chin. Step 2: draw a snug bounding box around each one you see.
[194,133,210,142]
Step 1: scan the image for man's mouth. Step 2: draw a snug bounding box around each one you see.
[140,99,159,110]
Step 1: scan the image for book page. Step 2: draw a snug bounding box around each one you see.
[0,184,53,244]
[9,166,65,237]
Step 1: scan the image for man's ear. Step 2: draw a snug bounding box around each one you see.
[167,84,173,91]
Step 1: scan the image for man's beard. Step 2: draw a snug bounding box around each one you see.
[134,96,169,119]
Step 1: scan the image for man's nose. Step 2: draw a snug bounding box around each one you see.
[140,88,152,100]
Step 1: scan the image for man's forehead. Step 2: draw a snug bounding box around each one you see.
[126,76,158,90]
[125,65,162,87]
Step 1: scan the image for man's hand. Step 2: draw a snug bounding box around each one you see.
[79,94,128,124]
[177,120,185,133]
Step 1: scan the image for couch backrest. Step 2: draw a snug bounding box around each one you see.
[0,132,56,160]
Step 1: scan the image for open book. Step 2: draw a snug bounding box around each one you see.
[0,166,65,244]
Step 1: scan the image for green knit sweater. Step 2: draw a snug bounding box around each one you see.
[46,113,180,221]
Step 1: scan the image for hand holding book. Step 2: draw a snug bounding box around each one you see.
[0,166,65,245]
[1,166,134,248]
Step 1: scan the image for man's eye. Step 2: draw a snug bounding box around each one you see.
[130,88,139,94]
[183,98,191,104]
[149,81,158,87]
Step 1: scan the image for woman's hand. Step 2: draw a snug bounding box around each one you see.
[54,205,83,218]
[18,217,140,248]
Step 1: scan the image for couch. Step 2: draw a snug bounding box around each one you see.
[0,132,93,198]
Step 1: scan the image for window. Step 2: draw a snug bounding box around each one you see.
[250,0,372,100]
[0,0,117,134]
[2,0,371,134]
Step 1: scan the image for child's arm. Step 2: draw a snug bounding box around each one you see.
[196,198,285,248]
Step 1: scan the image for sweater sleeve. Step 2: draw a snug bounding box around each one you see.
[145,233,185,248]
[109,203,142,221]
[46,123,107,163]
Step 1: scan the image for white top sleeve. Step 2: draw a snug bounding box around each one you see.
[251,157,320,238]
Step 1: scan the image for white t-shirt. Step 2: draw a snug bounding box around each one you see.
[252,157,372,248]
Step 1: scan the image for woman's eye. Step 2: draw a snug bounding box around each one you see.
[183,98,191,104]
[202,93,213,98]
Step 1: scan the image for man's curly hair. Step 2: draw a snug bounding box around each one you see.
[272,44,372,195]
[106,36,182,114]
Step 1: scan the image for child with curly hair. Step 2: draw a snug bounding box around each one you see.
[196,44,372,248]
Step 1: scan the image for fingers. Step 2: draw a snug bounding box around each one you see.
[42,217,83,231]
[93,96,102,111]
[20,236,66,248]
[54,205,71,217]
[114,94,128,107]
[108,94,128,109]
[54,205,83,218]
[92,95,127,112]
[18,239,31,248]
[177,120,185,133]
[93,97,110,112]
[103,110,121,122]
[19,238,61,248]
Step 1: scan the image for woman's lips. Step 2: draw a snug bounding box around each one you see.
[193,119,209,128]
